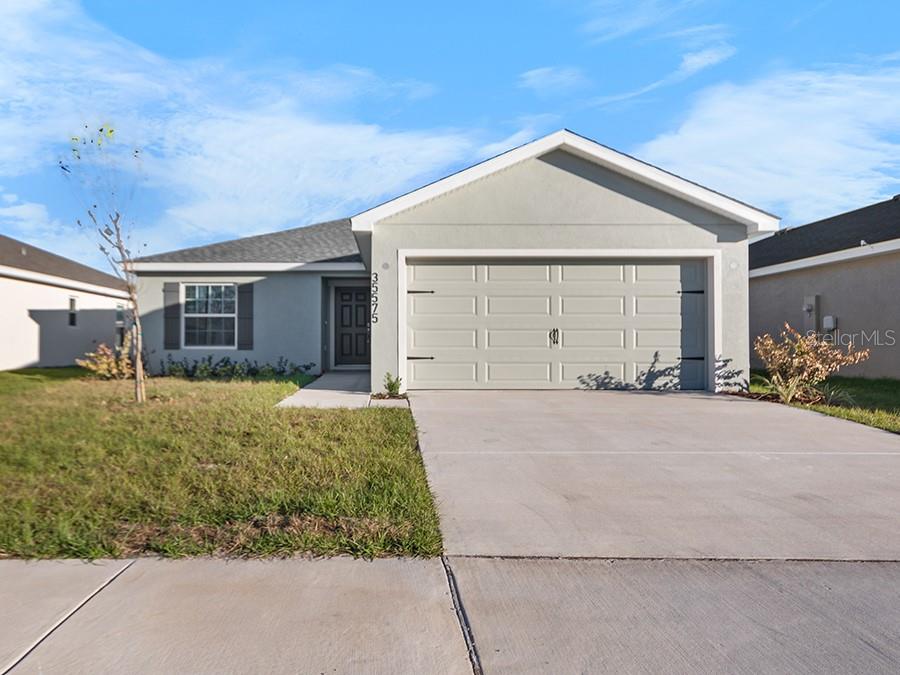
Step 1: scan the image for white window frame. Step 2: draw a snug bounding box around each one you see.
[180,282,239,349]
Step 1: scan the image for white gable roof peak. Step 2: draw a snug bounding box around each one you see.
[351,129,780,234]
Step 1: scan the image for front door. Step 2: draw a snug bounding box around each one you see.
[334,287,371,366]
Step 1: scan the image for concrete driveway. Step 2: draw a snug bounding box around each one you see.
[411,390,900,673]
[412,390,900,559]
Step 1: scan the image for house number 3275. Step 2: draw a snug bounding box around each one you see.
[370,272,379,324]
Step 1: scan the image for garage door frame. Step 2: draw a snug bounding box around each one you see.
[397,248,722,392]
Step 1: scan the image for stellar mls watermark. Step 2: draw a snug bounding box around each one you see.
[810,329,897,347]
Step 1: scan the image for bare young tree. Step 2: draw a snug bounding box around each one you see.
[59,125,147,403]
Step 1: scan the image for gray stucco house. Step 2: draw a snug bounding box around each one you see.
[750,196,900,379]
[134,130,779,392]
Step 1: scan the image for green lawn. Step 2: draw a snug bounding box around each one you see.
[0,369,441,559]
[749,372,900,434]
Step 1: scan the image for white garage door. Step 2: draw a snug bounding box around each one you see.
[406,260,707,390]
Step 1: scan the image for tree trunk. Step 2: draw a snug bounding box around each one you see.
[130,287,146,404]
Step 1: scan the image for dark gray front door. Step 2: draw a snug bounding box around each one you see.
[334,287,370,365]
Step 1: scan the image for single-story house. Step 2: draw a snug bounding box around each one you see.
[750,196,900,379]
[0,235,128,370]
[133,130,779,392]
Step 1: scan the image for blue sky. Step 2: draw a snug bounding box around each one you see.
[2,0,900,268]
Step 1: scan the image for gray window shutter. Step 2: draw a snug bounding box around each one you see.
[163,282,181,349]
[237,283,253,350]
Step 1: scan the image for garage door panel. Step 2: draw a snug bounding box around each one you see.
[561,329,625,348]
[633,357,682,387]
[410,329,478,349]
[409,264,476,282]
[486,329,550,348]
[486,295,551,315]
[633,263,683,281]
[560,264,625,282]
[409,295,476,316]
[406,260,707,390]
[486,264,551,282]
[560,296,625,316]
[634,295,682,316]
[679,359,706,390]
[410,361,477,385]
[634,329,682,348]
[486,362,552,383]
[561,362,626,384]
[680,294,706,356]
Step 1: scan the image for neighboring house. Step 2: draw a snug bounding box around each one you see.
[0,235,128,370]
[133,130,778,392]
[750,196,900,379]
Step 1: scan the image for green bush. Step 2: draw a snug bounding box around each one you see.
[160,355,314,381]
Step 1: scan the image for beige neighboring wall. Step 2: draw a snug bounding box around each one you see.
[750,249,900,378]
[0,274,123,370]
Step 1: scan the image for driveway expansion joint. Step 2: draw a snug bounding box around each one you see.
[441,555,483,675]
[2,559,135,675]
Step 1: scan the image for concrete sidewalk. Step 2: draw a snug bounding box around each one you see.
[451,557,900,674]
[3,558,470,674]
[277,371,371,408]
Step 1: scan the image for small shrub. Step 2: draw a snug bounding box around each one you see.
[77,333,134,380]
[383,372,402,397]
[754,323,869,404]
[812,382,856,407]
[159,355,314,382]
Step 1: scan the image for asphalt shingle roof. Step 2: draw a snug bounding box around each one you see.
[0,234,125,290]
[749,196,900,270]
[135,219,361,264]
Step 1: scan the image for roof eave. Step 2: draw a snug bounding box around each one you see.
[131,261,366,273]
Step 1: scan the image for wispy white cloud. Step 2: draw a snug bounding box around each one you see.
[637,62,900,223]
[787,0,833,29]
[582,2,734,107]
[581,0,702,42]
[0,0,486,265]
[592,44,735,105]
[0,188,101,263]
[654,23,729,47]
[518,67,589,96]
[477,114,561,159]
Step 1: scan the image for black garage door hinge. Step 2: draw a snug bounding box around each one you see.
[407,290,435,294]
[407,356,435,360]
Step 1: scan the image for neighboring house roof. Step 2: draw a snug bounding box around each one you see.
[135,218,361,264]
[750,196,900,270]
[351,129,780,234]
[0,234,126,291]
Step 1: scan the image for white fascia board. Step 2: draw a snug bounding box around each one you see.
[749,237,900,278]
[0,264,129,299]
[351,129,780,234]
[131,261,367,273]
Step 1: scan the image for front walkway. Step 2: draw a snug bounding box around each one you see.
[276,370,371,408]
